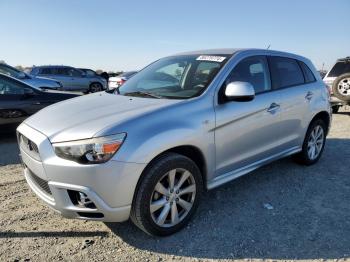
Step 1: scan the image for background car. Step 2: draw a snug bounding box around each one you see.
[30,66,107,93]
[323,56,350,113]
[78,68,99,77]
[0,73,79,128]
[108,71,137,90]
[0,62,62,90]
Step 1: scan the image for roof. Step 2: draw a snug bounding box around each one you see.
[173,48,246,56]
[171,48,309,63]
[33,65,74,68]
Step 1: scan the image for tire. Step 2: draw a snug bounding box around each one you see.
[89,82,103,93]
[332,105,340,114]
[130,153,203,236]
[293,119,327,165]
[332,73,350,102]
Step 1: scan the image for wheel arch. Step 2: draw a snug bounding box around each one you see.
[310,111,331,135]
[89,81,103,89]
[133,145,208,199]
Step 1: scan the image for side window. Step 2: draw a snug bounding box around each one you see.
[57,68,70,76]
[69,69,83,77]
[225,56,271,94]
[299,61,316,83]
[268,56,304,89]
[0,77,25,95]
[40,68,52,75]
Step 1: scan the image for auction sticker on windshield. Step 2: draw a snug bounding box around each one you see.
[196,55,226,62]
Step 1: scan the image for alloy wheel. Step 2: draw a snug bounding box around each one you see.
[150,168,196,228]
[90,83,102,92]
[307,125,324,160]
[338,78,350,96]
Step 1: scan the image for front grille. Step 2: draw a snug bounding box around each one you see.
[28,169,52,196]
[19,134,41,161]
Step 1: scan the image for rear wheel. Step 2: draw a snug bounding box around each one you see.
[332,73,350,102]
[130,153,203,236]
[294,119,326,165]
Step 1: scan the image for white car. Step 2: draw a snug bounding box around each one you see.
[108,71,137,90]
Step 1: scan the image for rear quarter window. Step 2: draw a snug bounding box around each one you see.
[268,56,304,89]
[299,61,316,83]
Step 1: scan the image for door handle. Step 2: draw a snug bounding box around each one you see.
[33,102,41,105]
[305,91,313,101]
[267,102,280,113]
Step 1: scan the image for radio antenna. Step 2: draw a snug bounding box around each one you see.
[266,44,271,50]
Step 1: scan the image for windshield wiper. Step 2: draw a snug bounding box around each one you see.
[123,91,163,99]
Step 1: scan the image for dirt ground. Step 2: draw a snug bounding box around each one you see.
[1,108,350,262]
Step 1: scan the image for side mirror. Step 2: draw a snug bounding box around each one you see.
[23,88,35,97]
[224,81,255,102]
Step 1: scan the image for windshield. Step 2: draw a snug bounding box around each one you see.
[117,54,230,99]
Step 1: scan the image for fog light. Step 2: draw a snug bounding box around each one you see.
[78,192,92,206]
[68,190,96,209]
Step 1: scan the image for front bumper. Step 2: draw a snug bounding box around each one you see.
[17,123,146,222]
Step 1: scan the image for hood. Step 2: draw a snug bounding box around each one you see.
[24,92,181,143]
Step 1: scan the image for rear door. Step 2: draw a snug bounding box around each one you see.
[267,56,311,149]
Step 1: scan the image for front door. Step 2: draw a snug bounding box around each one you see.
[214,56,286,180]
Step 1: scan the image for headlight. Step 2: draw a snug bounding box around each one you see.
[53,133,126,164]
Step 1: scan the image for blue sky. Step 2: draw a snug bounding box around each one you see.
[0,0,349,71]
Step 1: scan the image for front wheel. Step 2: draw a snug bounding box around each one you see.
[294,119,327,165]
[89,82,103,93]
[130,153,203,236]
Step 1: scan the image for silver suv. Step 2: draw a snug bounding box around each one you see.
[30,65,107,92]
[17,49,331,236]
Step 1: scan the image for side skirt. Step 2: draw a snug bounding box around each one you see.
[207,146,301,190]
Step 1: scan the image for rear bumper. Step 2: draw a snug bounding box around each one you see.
[17,123,146,222]
[108,81,119,90]
[330,96,349,105]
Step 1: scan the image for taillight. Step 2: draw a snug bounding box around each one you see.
[325,83,332,95]
[323,80,333,95]
[117,79,126,86]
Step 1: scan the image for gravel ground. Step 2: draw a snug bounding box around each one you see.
[1,108,350,261]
